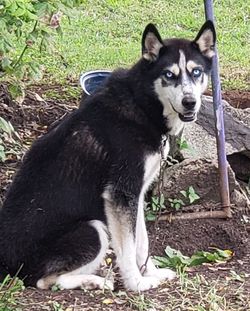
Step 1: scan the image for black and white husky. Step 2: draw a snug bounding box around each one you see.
[0,21,215,292]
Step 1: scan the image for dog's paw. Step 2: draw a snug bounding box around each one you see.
[145,268,176,281]
[125,276,160,292]
[79,276,114,291]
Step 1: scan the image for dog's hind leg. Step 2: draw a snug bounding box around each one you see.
[103,189,160,292]
[136,194,176,281]
[36,220,113,290]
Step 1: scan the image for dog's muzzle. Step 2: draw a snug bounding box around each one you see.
[179,96,197,122]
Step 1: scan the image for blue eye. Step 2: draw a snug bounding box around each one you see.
[164,70,174,79]
[192,68,202,78]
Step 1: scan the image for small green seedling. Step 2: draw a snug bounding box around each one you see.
[167,186,200,211]
[177,137,190,151]
[52,301,64,311]
[180,186,200,204]
[145,194,166,221]
[168,197,185,210]
[51,284,61,292]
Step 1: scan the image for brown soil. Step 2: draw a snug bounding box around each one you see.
[206,89,250,109]
[0,84,250,310]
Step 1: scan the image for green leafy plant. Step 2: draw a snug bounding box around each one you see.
[177,137,197,156]
[168,186,200,211]
[177,137,189,151]
[52,301,64,311]
[0,116,21,162]
[51,284,61,292]
[168,197,185,210]
[0,0,81,99]
[153,246,233,271]
[145,186,200,218]
[145,194,166,221]
[180,186,200,204]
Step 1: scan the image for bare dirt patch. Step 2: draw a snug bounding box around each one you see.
[205,89,250,109]
[0,84,250,310]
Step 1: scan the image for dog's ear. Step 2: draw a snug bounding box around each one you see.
[193,20,216,58]
[142,24,163,61]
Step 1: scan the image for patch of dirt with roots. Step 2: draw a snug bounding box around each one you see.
[0,84,250,310]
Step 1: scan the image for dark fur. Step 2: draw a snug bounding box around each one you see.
[0,22,214,286]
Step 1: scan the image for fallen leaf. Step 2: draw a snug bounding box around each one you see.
[106,257,112,265]
[102,298,114,305]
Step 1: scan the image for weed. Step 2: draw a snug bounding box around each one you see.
[168,197,185,210]
[51,284,61,292]
[0,275,24,311]
[145,194,166,221]
[145,186,200,218]
[180,186,200,204]
[52,301,64,311]
[0,117,22,163]
[177,137,190,151]
[153,246,233,271]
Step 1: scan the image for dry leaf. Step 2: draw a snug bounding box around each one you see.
[102,298,114,305]
[106,257,112,265]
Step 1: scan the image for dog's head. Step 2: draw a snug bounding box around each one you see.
[142,21,216,134]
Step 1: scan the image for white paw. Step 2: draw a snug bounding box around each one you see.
[125,276,160,292]
[145,268,176,281]
[82,277,114,291]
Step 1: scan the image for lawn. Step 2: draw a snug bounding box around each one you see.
[20,0,249,91]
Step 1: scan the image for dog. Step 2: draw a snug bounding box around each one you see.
[0,21,215,292]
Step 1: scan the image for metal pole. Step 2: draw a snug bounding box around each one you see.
[204,0,231,217]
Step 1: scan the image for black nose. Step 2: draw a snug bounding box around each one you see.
[182,97,196,109]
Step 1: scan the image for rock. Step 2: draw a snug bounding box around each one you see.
[198,95,250,153]
[182,95,250,159]
[156,158,249,212]
[179,95,250,191]
[181,122,237,160]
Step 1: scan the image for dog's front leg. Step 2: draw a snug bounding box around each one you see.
[103,190,160,292]
[136,195,176,281]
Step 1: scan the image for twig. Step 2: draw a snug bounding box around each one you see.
[158,209,233,221]
[12,21,38,70]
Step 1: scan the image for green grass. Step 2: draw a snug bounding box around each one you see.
[0,275,24,311]
[5,0,250,91]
